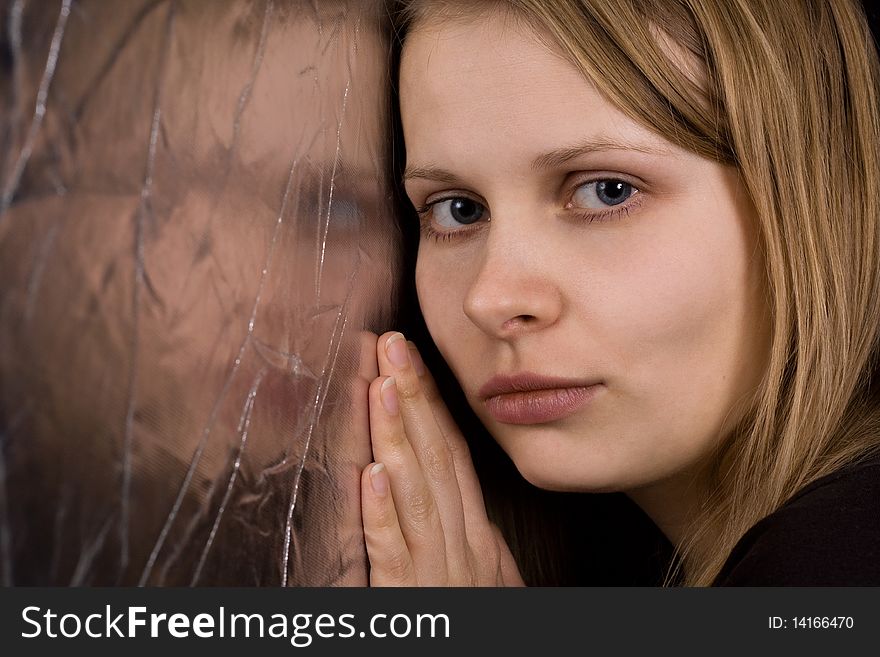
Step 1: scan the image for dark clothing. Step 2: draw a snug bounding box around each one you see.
[713,452,880,585]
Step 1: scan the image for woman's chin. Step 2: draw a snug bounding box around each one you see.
[504,443,632,494]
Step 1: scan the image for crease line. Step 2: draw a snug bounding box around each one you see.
[229,0,273,154]
[69,513,115,586]
[2,0,24,193]
[0,0,71,217]
[169,0,272,319]
[123,0,175,584]
[138,151,301,586]
[189,368,266,586]
[314,78,350,304]
[281,16,366,585]
[314,11,359,305]
[72,0,167,120]
[23,217,61,323]
[280,267,358,586]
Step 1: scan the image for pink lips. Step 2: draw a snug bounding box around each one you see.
[478,373,603,425]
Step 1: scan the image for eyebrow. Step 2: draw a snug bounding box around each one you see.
[530,136,672,170]
[402,166,464,185]
[402,136,671,184]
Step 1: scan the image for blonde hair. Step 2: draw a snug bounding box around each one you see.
[391,0,880,585]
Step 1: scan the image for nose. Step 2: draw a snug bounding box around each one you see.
[462,224,563,340]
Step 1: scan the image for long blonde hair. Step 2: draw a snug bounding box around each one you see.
[391,0,880,585]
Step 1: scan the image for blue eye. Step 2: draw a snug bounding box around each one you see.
[432,197,486,228]
[571,180,636,209]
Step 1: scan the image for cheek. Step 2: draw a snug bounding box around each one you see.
[595,201,766,420]
[415,251,471,361]
[615,241,735,357]
[415,253,445,338]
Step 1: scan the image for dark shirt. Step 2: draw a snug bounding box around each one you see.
[712,452,880,585]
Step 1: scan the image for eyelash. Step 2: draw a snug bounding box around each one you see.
[414,179,642,244]
[418,221,460,244]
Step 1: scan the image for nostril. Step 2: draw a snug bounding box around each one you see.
[502,314,536,331]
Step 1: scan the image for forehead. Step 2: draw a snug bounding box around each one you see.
[399,13,672,168]
[400,15,574,117]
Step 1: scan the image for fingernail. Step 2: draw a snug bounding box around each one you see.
[407,342,426,377]
[380,377,398,415]
[370,463,388,496]
[385,332,410,370]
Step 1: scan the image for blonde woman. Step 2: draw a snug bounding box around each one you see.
[360,0,880,586]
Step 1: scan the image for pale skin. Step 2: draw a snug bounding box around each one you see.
[361,14,770,585]
[361,332,524,585]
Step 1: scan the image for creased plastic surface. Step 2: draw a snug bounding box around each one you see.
[0,0,398,585]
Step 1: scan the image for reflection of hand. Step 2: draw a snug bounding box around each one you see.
[361,332,524,586]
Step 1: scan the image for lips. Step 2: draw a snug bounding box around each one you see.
[478,372,603,425]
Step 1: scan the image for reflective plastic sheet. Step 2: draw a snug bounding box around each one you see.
[0,0,400,585]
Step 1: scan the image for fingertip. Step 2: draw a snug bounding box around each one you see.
[377,330,401,359]
[369,375,399,416]
[369,462,389,496]
[362,461,390,501]
[362,462,401,547]
[384,332,411,370]
[380,377,399,415]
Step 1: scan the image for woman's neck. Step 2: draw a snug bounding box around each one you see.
[624,456,718,562]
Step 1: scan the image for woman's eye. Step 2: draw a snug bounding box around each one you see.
[431,197,486,228]
[571,179,637,209]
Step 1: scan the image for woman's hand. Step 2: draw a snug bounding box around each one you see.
[361,331,524,586]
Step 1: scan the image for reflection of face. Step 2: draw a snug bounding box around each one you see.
[401,16,770,499]
[0,1,395,585]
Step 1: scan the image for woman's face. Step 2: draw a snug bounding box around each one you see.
[400,14,770,497]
